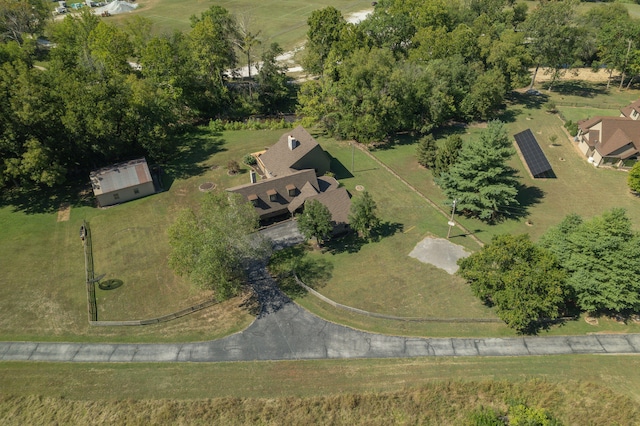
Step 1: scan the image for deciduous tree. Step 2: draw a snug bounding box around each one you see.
[458,234,567,334]
[348,190,380,239]
[167,192,266,299]
[297,200,333,246]
[628,161,640,194]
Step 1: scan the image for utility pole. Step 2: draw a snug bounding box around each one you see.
[447,199,457,239]
[621,39,633,91]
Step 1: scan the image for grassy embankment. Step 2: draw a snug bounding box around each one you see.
[2,355,640,424]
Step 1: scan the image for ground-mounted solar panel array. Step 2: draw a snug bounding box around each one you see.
[513,129,555,178]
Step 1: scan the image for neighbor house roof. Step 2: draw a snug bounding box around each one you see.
[579,117,640,158]
[90,158,152,196]
[227,169,319,218]
[620,99,640,119]
[257,126,322,177]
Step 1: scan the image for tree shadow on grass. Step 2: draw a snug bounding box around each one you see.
[540,80,608,98]
[514,184,545,218]
[268,244,334,299]
[161,128,227,190]
[325,221,404,255]
[0,180,95,214]
[507,90,549,110]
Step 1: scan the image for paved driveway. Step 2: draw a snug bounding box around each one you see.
[2,261,640,362]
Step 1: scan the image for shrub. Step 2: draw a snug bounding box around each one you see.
[564,120,578,137]
[243,154,257,166]
[544,101,557,114]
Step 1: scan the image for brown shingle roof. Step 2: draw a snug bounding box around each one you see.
[227,169,319,218]
[287,181,319,213]
[620,99,640,118]
[305,188,352,226]
[580,116,640,158]
[258,126,321,177]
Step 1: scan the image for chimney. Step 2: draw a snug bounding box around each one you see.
[288,135,297,150]
[250,170,257,184]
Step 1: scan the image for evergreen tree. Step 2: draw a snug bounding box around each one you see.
[434,134,463,178]
[416,134,437,169]
[437,121,519,222]
[539,209,640,315]
[348,190,380,239]
[298,200,333,246]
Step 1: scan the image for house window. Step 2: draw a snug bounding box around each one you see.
[133,188,140,195]
[266,189,277,202]
[286,184,296,197]
[248,194,259,207]
[113,193,120,200]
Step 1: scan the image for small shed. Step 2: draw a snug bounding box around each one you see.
[90,158,155,207]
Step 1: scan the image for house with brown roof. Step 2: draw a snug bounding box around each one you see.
[620,99,640,120]
[256,125,331,178]
[576,117,640,168]
[90,158,155,207]
[227,127,350,234]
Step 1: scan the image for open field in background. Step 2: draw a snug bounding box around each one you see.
[1,355,640,424]
[0,129,286,342]
[108,0,371,52]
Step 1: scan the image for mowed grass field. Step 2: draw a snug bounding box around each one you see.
[1,355,640,424]
[108,0,371,51]
[0,129,288,342]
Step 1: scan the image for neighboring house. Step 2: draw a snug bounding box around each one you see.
[227,127,350,234]
[576,117,640,168]
[619,99,640,120]
[256,125,331,178]
[90,158,155,207]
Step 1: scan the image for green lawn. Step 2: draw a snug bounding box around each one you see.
[107,0,370,52]
[0,129,287,342]
[1,355,640,424]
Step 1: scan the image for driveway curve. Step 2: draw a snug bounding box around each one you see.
[3,226,640,362]
[2,262,640,362]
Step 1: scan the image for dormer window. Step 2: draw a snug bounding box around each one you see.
[266,189,277,202]
[247,193,259,207]
[286,184,297,197]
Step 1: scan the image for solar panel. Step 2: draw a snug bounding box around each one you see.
[513,129,554,178]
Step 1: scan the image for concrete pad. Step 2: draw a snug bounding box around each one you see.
[408,237,470,274]
[404,339,437,357]
[425,339,457,356]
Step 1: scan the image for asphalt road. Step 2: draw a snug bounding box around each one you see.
[2,223,640,362]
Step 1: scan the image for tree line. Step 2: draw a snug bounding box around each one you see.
[297,0,640,142]
[0,3,292,189]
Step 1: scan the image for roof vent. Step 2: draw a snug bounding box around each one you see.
[288,135,298,150]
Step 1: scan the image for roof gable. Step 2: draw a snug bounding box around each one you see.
[258,126,321,177]
[594,118,640,157]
